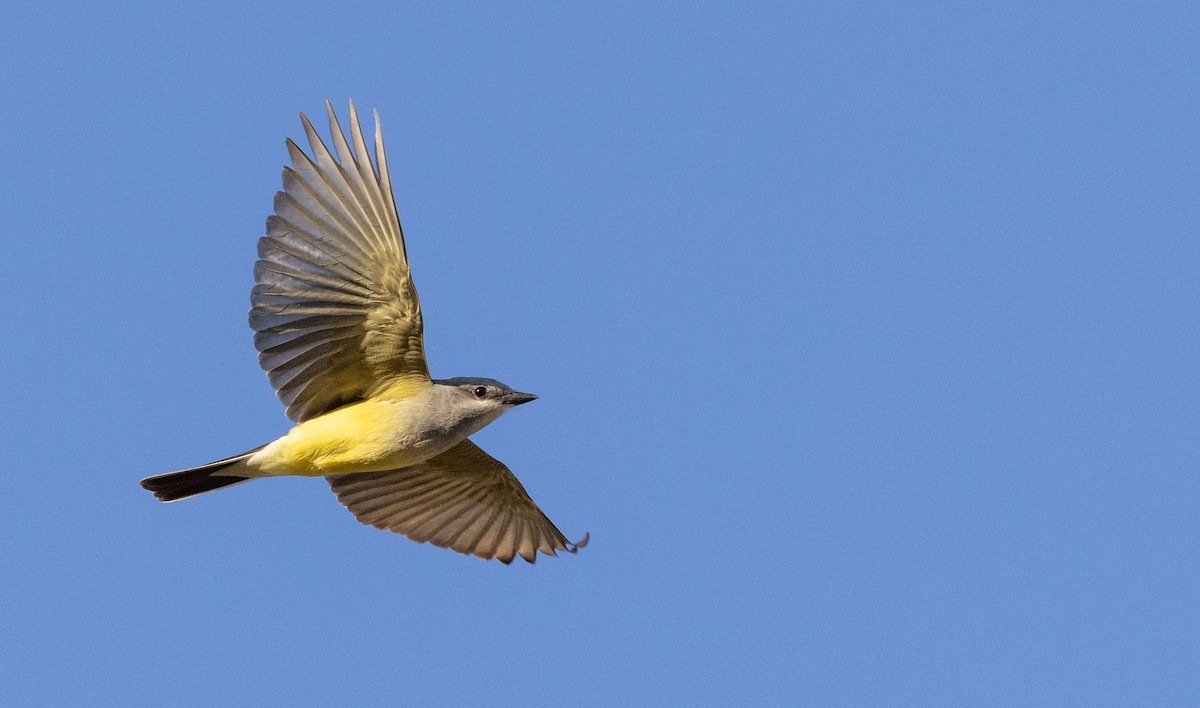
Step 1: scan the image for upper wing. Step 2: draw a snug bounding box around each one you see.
[327,439,588,564]
[250,100,429,422]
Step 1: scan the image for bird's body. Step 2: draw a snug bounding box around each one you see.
[140,101,585,564]
[244,380,512,477]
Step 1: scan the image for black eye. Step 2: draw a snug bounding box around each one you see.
[473,386,488,398]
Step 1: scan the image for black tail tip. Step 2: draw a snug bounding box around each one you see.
[139,470,248,502]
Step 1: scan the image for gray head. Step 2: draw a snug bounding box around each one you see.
[433,376,538,412]
[428,377,539,441]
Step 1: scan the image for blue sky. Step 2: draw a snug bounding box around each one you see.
[2,2,1198,705]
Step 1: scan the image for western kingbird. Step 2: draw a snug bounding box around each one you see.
[140,101,587,564]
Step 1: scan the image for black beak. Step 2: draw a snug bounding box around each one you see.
[503,391,539,406]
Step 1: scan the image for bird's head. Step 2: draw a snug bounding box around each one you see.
[443,377,538,406]
[434,377,538,429]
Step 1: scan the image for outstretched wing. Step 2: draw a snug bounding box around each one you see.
[251,100,429,422]
[327,439,588,564]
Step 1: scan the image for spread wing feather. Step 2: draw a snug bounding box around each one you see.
[328,440,588,564]
[251,100,429,422]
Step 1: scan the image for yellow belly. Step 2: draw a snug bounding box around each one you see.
[246,396,447,476]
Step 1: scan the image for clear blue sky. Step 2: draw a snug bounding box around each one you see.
[2,2,1197,705]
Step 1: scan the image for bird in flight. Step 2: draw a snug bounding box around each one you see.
[141,100,586,564]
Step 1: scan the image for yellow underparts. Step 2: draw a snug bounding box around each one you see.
[248,378,435,476]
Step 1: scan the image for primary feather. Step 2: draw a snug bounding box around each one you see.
[329,440,588,564]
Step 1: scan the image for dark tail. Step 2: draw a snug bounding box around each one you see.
[140,447,265,502]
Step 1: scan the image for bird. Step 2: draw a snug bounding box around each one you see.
[140,100,587,564]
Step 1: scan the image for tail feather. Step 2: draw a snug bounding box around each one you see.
[140,447,264,502]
